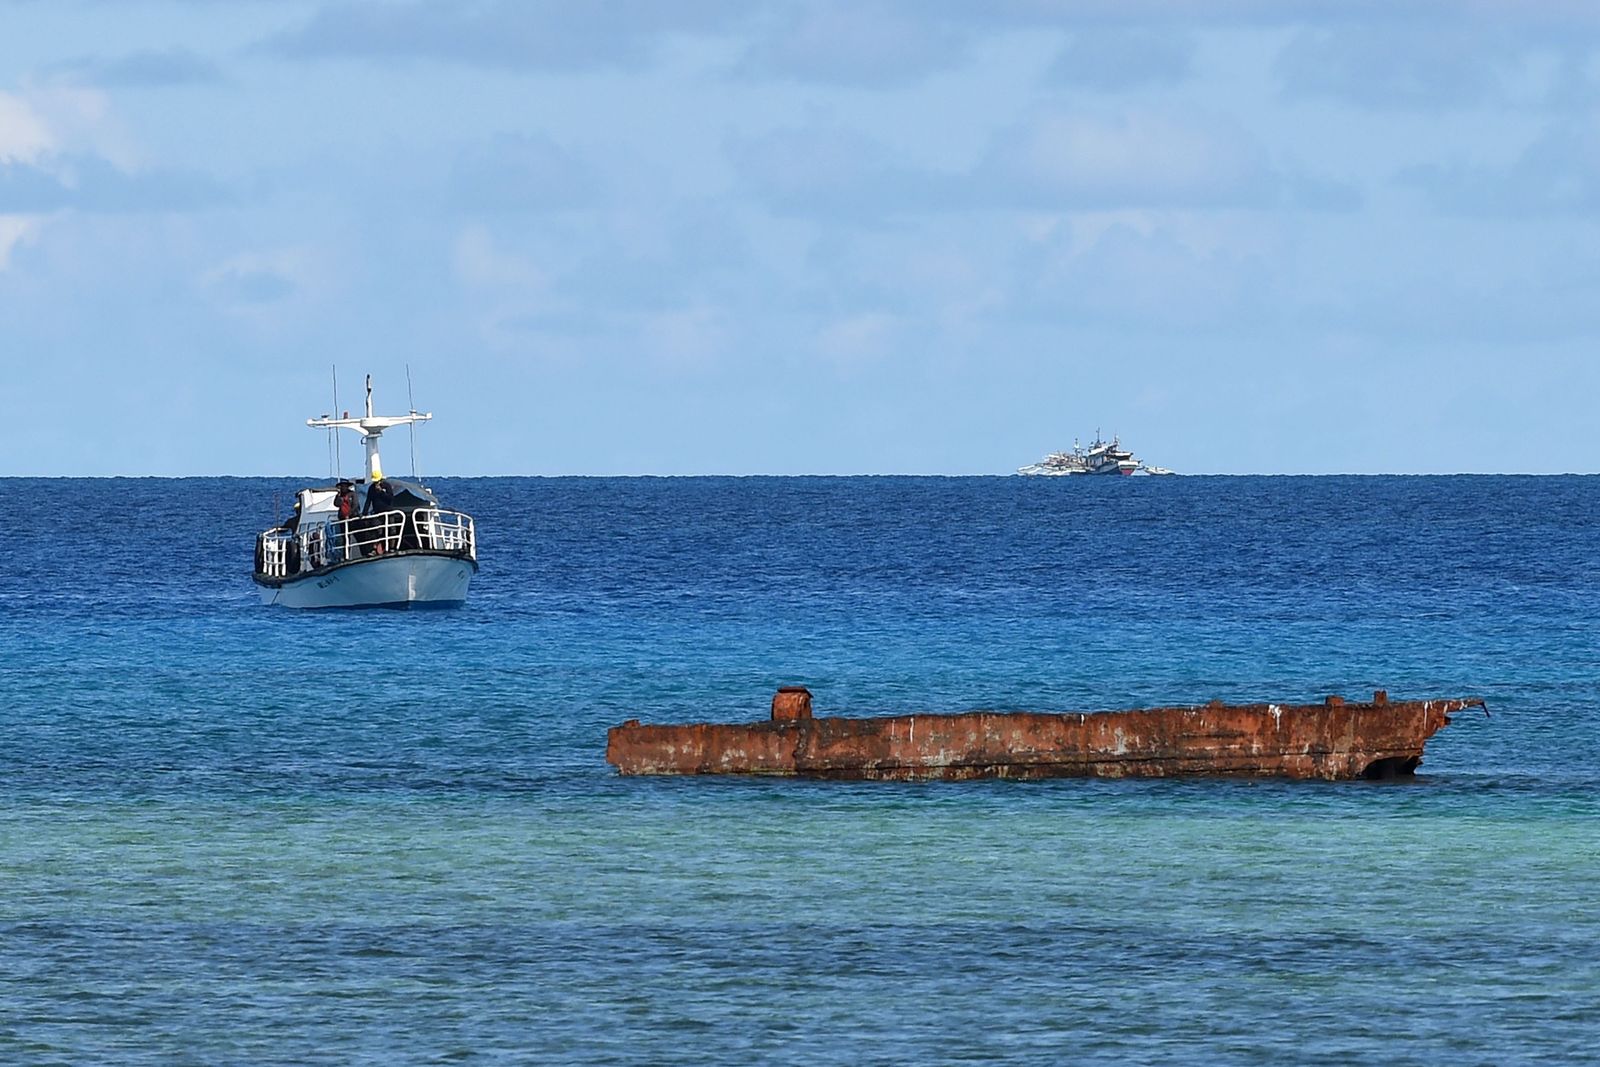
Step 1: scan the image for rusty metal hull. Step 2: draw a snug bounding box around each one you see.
[606,695,1482,781]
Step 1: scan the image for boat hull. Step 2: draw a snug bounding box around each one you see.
[255,552,476,609]
[608,692,1484,781]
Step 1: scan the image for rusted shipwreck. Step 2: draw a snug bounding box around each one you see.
[606,688,1484,781]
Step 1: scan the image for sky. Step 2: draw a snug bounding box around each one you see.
[3,0,1600,475]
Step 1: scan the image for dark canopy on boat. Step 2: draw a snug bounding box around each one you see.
[354,478,439,511]
[384,479,439,509]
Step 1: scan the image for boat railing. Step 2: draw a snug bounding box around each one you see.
[412,509,476,559]
[255,508,476,578]
[256,528,296,578]
[309,510,408,568]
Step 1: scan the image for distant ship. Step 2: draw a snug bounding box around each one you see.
[1018,435,1174,476]
[1017,448,1090,476]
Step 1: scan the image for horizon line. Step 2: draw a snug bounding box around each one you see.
[0,471,1595,480]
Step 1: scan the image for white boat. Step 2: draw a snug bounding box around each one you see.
[1084,435,1141,476]
[1017,445,1090,476]
[252,377,478,609]
[1019,434,1174,476]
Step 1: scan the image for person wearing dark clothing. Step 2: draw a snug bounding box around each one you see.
[363,479,397,555]
[280,499,303,572]
[363,479,394,516]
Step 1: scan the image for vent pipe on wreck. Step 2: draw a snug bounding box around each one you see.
[772,687,813,721]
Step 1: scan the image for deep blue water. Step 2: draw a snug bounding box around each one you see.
[2,476,1597,1064]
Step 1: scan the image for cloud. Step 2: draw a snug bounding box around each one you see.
[0,91,55,164]
[1004,212,1276,329]
[450,225,568,352]
[971,110,1276,210]
[268,0,748,71]
[1405,118,1600,215]
[452,225,547,290]
[0,153,227,213]
[992,204,1600,344]
[44,48,225,89]
[817,310,901,364]
[0,213,40,269]
[1292,228,1600,342]
[1276,26,1530,110]
[1046,28,1195,91]
[448,133,600,213]
[730,109,1357,220]
[725,123,952,219]
[928,1,1600,33]
[257,0,1600,98]
[202,248,322,311]
[734,2,969,87]
[639,304,729,370]
[206,265,295,304]
[2,85,130,163]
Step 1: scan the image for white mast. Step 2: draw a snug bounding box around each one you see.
[306,374,430,482]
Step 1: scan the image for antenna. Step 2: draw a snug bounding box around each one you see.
[331,366,342,478]
[306,381,430,485]
[406,363,419,479]
[324,413,333,479]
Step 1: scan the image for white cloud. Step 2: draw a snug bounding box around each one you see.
[725,122,933,218]
[1048,27,1195,90]
[735,2,969,86]
[1276,25,1532,110]
[0,91,55,164]
[16,85,131,166]
[2,84,221,224]
[977,109,1274,209]
[448,133,601,214]
[450,225,573,354]
[44,48,225,90]
[201,247,321,312]
[0,214,40,269]
[640,305,729,371]
[261,0,1600,91]
[1,91,63,274]
[1010,215,1272,329]
[270,1,749,71]
[451,225,546,290]
[818,311,900,364]
[1406,117,1600,215]
[729,108,1323,219]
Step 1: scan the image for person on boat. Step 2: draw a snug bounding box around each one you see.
[280,499,303,572]
[331,480,357,562]
[363,478,394,516]
[335,480,357,521]
[363,479,396,555]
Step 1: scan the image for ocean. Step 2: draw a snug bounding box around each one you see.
[1,475,1596,1064]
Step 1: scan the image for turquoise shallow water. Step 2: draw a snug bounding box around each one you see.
[2,476,1597,1063]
